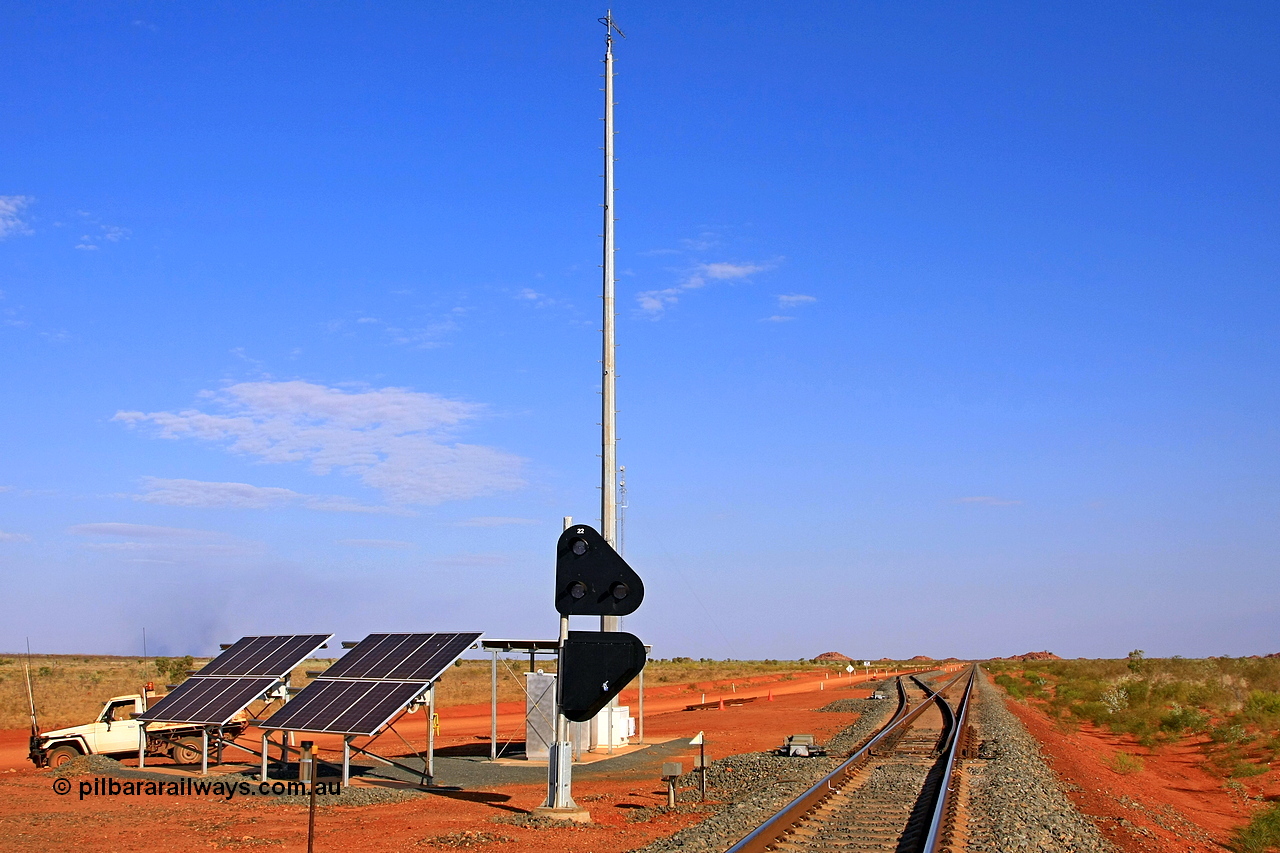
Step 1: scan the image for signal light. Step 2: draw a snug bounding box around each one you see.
[554,524,644,617]
[558,631,647,722]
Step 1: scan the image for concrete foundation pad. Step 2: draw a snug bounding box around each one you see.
[530,806,592,823]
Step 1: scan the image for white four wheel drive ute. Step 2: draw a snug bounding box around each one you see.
[29,691,247,768]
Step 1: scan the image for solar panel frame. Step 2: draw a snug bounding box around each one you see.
[261,631,481,736]
[198,634,332,677]
[138,676,276,725]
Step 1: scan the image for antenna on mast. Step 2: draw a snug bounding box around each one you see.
[598,9,624,633]
[24,637,39,738]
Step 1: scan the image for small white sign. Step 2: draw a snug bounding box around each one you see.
[863,661,871,667]
[845,664,854,673]
[690,730,704,745]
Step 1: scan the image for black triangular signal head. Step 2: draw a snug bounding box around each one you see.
[555,524,645,617]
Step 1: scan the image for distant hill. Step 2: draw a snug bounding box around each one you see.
[1001,651,1062,661]
[814,651,852,662]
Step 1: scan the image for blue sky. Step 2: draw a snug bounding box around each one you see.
[1,2,1276,660]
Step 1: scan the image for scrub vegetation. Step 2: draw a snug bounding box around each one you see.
[987,653,1280,782]
[1232,802,1280,853]
[0,652,898,730]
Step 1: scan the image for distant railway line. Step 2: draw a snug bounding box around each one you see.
[725,667,976,853]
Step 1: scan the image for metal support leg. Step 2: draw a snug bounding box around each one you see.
[200,728,208,776]
[426,686,436,786]
[260,731,269,781]
[490,650,498,762]
[216,726,224,765]
[138,722,147,768]
[638,664,645,745]
[342,736,351,788]
[540,613,578,810]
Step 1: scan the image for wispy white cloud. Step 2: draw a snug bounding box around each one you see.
[680,233,720,251]
[384,319,459,349]
[454,516,539,527]
[69,522,215,539]
[127,477,406,515]
[114,381,525,506]
[1,291,25,328]
[762,315,795,323]
[0,196,34,239]
[515,288,561,308]
[68,522,262,562]
[0,530,31,542]
[637,261,774,316]
[777,293,816,307]
[955,496,1023,507]
[337,538,415,549]
[71,214,130,250]
[641,231,722,256]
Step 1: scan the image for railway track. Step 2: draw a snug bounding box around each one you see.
[725,667,977,853]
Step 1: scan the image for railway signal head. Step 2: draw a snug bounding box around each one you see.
[559,631,647,722]
[555,524,644,617]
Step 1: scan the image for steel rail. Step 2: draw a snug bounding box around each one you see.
[724,669,969,853]
[922,666,977,853]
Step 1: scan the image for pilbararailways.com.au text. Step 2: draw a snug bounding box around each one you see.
[54,777,341,800]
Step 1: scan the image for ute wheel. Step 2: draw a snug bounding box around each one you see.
[172,738,202,765]
[46,745,81,768]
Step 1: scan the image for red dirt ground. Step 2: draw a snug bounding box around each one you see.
[0,668,929,852]
[999,682,1279,853]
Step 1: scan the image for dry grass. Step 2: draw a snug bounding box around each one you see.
[1107,751,1145,774]
[1,652,867,730]
[0,654,184,731]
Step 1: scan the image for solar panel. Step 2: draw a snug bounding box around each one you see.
[198,634,332,677]
[259,680,426,736]
[138,633,333,725]
[138,677,276,725]
[324,632,481,680]
[261,631,481,736]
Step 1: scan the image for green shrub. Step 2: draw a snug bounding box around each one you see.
[1242,691,1280,730]
[1107,751,1144,774]
[1161,704,1208,734]
[153,655,195,684]
[1230,760,1268,779]
[1209,723,1252,745]
[1232,802,1280,853]
[1072,700,1111,727]
[994,674,1025,700]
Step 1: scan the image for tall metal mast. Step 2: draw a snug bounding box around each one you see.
[600,9,624,634]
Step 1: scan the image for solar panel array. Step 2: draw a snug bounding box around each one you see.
[139,634,332,726]
[323,632,482,680]
[262,632,481,736]
[199,634,333,677]
[138,677,277,726]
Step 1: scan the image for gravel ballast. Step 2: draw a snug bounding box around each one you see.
[631,680,899,853]
[966,671,1118,853]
